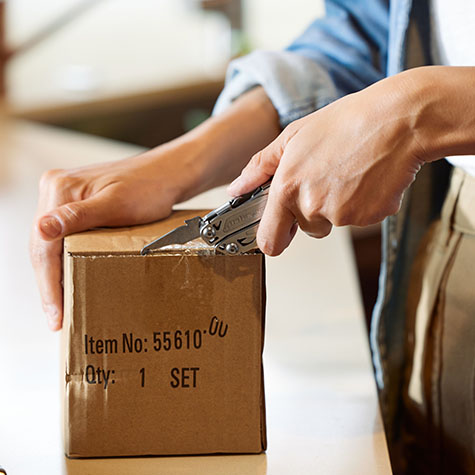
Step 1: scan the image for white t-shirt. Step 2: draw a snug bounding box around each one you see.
[431,0,475,176]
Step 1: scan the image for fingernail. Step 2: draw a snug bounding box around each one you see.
[39,216,62,239]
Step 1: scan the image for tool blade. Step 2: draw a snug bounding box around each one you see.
[140,216,202,255]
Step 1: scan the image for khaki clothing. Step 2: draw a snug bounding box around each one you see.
[402,168,475,474]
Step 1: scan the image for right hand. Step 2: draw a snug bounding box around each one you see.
[30,146,194,331]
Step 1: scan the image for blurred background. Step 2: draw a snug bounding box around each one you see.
[1,0,379,322]
[3,0,323,146]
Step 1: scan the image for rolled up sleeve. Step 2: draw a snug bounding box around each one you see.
[213,0,389,128]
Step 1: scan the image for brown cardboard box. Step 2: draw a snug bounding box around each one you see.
[62,210,266,458]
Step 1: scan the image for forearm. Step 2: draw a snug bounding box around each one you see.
[147,86,281,203]
[406,66,475,162]
[31,87,279,331]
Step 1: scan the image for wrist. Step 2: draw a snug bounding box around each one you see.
[185,86,280,190]
[403,66,475,163]
[141,137,210,205]
[149,87,280,203]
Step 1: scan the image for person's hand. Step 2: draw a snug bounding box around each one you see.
[228,71,428,256]
[30,86,281,331]
[30,145,197,331]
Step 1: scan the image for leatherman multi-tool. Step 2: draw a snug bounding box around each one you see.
[141,182,270,256]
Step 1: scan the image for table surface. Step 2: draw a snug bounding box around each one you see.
[0,118,392,474]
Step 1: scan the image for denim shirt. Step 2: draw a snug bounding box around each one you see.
[214,0,414,127]
[214,0,449,446]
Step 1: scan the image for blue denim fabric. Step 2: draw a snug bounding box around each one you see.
[214,50,338,127]
[214,0,392,127]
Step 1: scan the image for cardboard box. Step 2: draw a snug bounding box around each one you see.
[62,210,266,458]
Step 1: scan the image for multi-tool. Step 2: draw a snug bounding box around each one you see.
[141,182,270,256]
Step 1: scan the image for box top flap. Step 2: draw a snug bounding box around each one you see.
[64,209,212,255]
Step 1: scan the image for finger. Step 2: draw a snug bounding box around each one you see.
[294,208,333,239]
[32,191,123,331]
[291,187,333,239]
[256,184,297,256]
[289,220,299,241]
[228,135,285,196]
[29,236,64,331]
[299,219,333,239]
[36,191,123,241]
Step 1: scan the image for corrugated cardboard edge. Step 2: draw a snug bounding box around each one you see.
[63,210,213,255]
[62,247,74,455]
[260,255,268,451]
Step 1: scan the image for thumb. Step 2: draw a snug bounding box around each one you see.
[228,133,286,196]
[37,193,122,241]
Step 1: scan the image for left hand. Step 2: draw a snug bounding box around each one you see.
[228,71,427,256]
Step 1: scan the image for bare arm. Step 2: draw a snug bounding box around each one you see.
[30,86,280,330]
[408,66,475,160]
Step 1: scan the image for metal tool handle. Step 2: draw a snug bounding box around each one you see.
[215,221,260,255]
[201,182,271,254]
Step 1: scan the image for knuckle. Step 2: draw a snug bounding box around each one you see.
[40,169,77,195]
[249,146,280,176]
[56,175,75,192]
[59,202,85,227]
[300,196,321,222]
[284,121,297,132]
[249,151,264,170]
[283,121,299,137]
[39,169,62,190]
[272,178,295,204]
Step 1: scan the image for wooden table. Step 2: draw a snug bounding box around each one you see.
[0,118,392,474]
